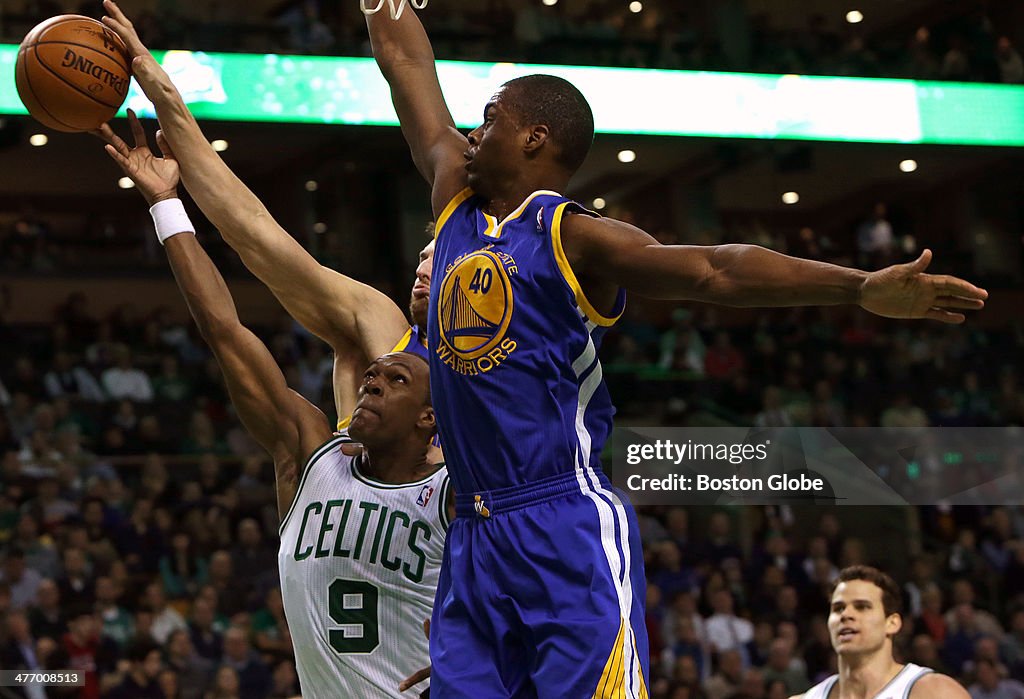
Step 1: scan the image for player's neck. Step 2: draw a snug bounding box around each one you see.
[483,173,570,221]
[359,445,434,485]
[836,652,903,699]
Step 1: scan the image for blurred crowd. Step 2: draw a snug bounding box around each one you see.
[3,0,1022,84]
[0,279,1020,695]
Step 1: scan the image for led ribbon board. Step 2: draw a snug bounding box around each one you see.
[2,46,1023,146]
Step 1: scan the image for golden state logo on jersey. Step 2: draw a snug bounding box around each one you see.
[437,247,518,375]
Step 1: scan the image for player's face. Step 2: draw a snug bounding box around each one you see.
[465,89,523,197]
[828,579,900,657]
[349,353,432,445]
[409,239,434,328]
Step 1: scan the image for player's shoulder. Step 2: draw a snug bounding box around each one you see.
[909,670,969,699]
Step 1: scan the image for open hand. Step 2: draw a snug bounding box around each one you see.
[859,250,988,324]
[96,109,179,206]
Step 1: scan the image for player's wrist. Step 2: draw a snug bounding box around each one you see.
[149,198,195,245]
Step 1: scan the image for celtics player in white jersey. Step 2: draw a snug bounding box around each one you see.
[98,113,450,698]
[791,566,968,699]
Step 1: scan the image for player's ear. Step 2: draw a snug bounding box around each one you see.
[523,124,550,154]
[886,612,902,636]
[418,406,436,433]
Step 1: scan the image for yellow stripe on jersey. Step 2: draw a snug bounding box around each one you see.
[434,187,475,239]
[391,327,414,353]
[336,415,351,431]
[550,202,623,328]
[594,617,627,698]
[483,190,562,239]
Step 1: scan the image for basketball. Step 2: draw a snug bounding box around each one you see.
[15,15,131,133]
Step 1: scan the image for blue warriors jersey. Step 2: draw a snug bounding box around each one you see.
[428,189,625,493]
[337,324,430,432]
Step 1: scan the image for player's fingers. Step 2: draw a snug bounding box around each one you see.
[127,109,147,147]
[104,144,130,171]
[422,618,430,639]
[924,307,965,324]
[398,667,431,691]
[94,123,126,152]
[908,248,932,274]
[934,296,985,310]
[155,131,177,161]
[940,277,989,300]
[102,0,132,28]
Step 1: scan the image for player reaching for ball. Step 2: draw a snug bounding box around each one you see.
[94,0,438,448]
[789,566,969,699]
[96,112,449,698]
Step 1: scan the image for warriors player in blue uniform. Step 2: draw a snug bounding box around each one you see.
[791,566,968,699]
[365,6,989,698]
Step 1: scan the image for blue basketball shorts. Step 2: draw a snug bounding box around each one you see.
[429,469,650,698]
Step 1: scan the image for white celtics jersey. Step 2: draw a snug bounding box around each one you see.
[805,663,933,699]
[278,435,450,698]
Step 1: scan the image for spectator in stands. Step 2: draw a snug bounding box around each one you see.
[761,638,808,694]
[160,531,209,600]
[56,547,94,612]
[153,355,194,403]
[164,628,214,699]
[102,346,154,402]
[1,608,45,685]
[268,659,300,699]
[229,518,275,606]
[220,626,270,699]
[44,352,105,403]
[94,575,133,648]
[996,37,1024,83]
[1,546,43,610]
[252,588,292,661]
[107,639,164,699]
[144,581,187,645]
[705,589,754,659]
[205,665,241,699]
[188,597,223,662]
[705,648,745,699]
[969,657,1024,699]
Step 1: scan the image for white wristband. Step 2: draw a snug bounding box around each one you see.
[149,198,195,245]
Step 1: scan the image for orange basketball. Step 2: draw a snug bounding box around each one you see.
[15,15,131,133]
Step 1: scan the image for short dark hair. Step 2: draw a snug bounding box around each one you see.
[501,74,595,172]
[831,565,903,617]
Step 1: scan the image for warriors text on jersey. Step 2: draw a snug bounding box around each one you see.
[428,189,625,494]
[278,435,450,698]
[803,664,934,699]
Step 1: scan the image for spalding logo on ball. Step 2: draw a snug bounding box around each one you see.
[15,15,131,133]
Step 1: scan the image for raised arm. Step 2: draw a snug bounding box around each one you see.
[98,113,334,519]
[99,0,409,361]
[562,214,988,323]
[364,3,469,216]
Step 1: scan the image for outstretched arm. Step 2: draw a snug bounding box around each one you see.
[562,214,988,323]
[98,114,334,519]
[364,2,468,216]
[99,0,409,362]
